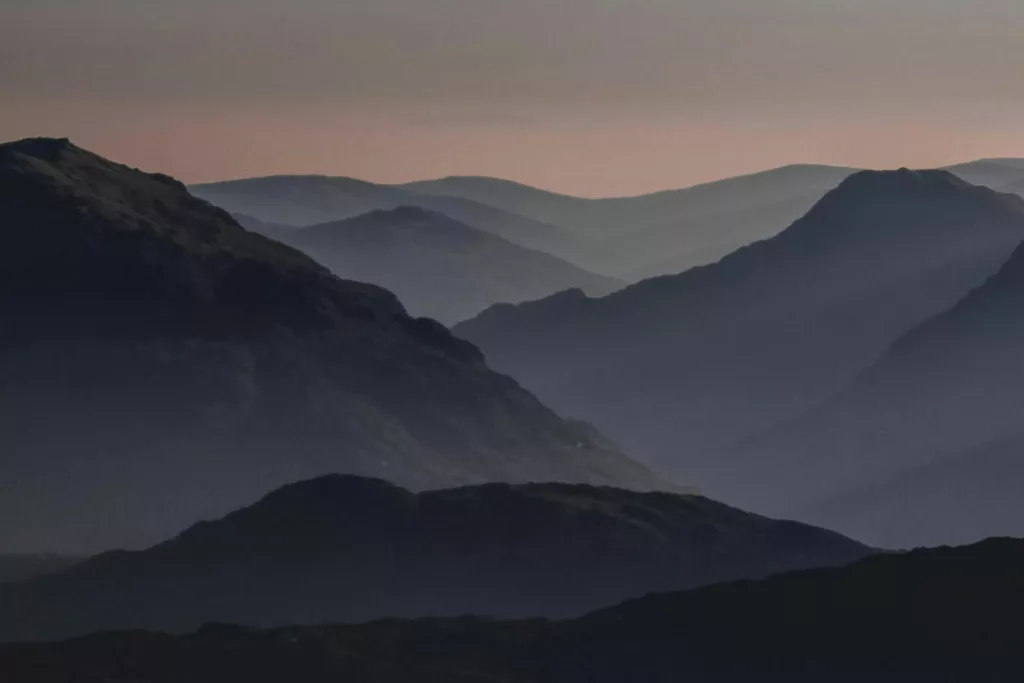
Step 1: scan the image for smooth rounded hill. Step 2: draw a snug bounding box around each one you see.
[0,475,872,643]
[0,137,665,554]
[189,174,581,260]
[279,206,620,323]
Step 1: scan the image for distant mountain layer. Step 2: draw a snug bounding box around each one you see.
[190,175,583,263]
[944,159,1024,190]
[406,160,1024,279]
[455,170,1024,549]
[722,232,1024,548]
[277,207,620,324]
[0,137,664,554]
[192,167,856,280]
[406,165,859,278]
[197,160,1024,283]
[0,474,871,643]
[3,537,1021,682]
[402,165,857,241]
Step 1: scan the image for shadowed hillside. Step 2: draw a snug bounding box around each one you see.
[0,475,870,643]
[722,234,1024,547]
[0,137,664,554]
[2,538,1021,682]
[0,556,82,585]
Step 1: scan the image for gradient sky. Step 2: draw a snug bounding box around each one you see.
[3,0,1024,196]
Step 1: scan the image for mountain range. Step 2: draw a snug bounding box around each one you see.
[6,133,1024,667]
[406,164,860,278]
[190,175,583,263]
[455,170,1024,548]
[0,137,663,554]
[274,206,620,324]
[3,536,1020,682]
[0,474,871,643]
[193,166,858,280]
[194,160,1024,284]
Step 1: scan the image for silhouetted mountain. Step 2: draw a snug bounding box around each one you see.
[0,475,870,642]
[278,207,620,324]
[190,175,584,262]
[3,538,1021,682]
[722,235,1024,547]
[0,556,82,585]
[407,165,857,278]
[456,170,1024,501]
[0,137,664,554]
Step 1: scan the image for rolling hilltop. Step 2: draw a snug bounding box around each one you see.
[0,475,870,643]
[278,206,620,324]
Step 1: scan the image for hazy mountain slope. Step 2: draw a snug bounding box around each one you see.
[455,170,1024,492]
[805,436,1024,549]
[721,237,1024,547]
[612,188,840,279]
[230,212,292,240]
[945,158,1024,189]
[3,538,1020,682]
[0,556,82,585]
[189,175,583,261]
[1002,177,1024,198]
[407,165,856,278]
[400,175,591,231]
[279,207,621,324]
[405,165,856,239]
[0,475,870,643]
[0,137,664,554]
[206,161,1021,284]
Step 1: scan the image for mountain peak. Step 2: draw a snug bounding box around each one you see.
[787,166,1024,240]
[835,167,974,195]
[0,136,76,161]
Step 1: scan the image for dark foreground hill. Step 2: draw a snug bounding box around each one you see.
[0,137,662,554]
[279,207,620,324]
[2,538,1021,682]
[456,170,1024,518]
[0,475,870,642]
[0,556,82,585]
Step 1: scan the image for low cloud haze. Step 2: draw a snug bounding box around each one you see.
[3,0,1024,194]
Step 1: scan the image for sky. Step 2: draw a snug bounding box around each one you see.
[3,0,1024,197]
